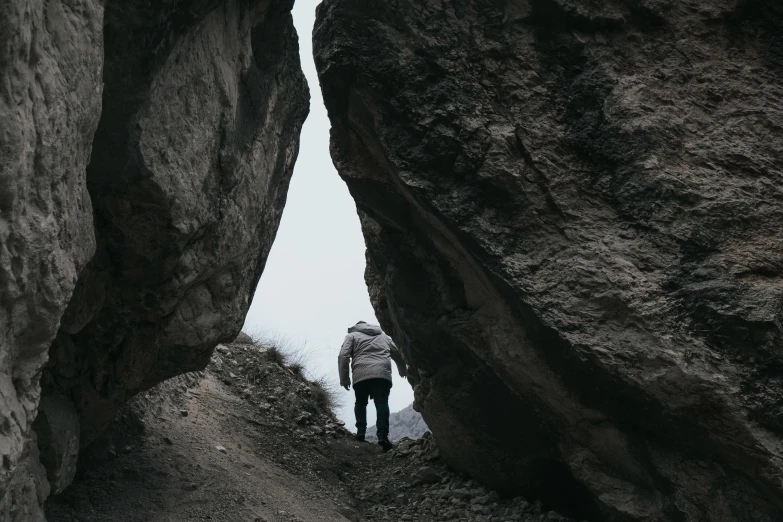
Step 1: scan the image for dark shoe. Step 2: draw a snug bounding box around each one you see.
[355,432,365,442]
[378,438,393,452]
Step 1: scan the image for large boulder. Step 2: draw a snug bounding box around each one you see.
[314,0,783,520]
[42,0,308,447]
[1,0,307,518]
[0,0,104,519]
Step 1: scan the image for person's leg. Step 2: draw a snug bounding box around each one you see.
[372,379,392,450]
[353,381,371,440]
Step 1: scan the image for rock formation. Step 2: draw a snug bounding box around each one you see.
[1,0,307,519]
[367,403,429,441]
[314,0,783,520]
[1,1,104,519]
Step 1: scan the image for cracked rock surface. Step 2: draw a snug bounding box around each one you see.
[314,0,783,520]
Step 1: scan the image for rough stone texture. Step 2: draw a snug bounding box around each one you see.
[1,0,306,518]
[314,1,783,520]
[0,1,104,519]
[42,0,309,449]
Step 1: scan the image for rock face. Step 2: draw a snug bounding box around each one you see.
[367,403,429,441]
[314,1,783,520]
[1,0,307,519]
[43,0,308,448]
[0,1,104,519]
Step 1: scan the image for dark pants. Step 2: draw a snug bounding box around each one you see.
[354,378,391,439]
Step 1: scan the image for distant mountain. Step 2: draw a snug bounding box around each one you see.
[366,403,428,441]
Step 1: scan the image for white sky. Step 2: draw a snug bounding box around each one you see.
[243,0,414,429]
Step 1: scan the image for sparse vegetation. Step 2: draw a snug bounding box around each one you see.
[241,330,343,414]
[288,361,306,378]
[264,343,287,366]
[243,365,266,386]
[309,376,341,413]
[248,331,308,370]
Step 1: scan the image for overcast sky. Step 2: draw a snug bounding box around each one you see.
[243,0,414,429]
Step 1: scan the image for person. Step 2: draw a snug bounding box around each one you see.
[338,321,406,451]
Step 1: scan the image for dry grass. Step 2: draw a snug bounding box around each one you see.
[309,376,341,413]
[243,330,343,413]
[265,343,287,366]
[288,362,306,378]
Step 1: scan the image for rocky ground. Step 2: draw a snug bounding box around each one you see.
[45,337,577,522]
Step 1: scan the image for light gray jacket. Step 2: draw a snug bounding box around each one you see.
[338,322,406,387]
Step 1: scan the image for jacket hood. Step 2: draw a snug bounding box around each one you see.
[348,321,382,336]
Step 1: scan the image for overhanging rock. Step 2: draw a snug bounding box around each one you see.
[314,0,783,519]
[1,0,308,518]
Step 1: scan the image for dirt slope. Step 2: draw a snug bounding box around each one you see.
[45,340,574,522]
[45,374,358,522]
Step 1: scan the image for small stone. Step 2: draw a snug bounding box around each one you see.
[215,445,227,453]
[471,494,489,505]
[453,488,472,499]
[179,409,188,417]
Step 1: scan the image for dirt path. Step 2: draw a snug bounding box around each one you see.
[46,372,362,522]
[45,340,574,522]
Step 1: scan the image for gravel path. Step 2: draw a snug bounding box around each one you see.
[46,370,358,522]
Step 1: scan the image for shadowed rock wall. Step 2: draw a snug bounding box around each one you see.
[314,0,783,520]
[0,1,104,519]
[44,0,309,448]
[1,0,307,519]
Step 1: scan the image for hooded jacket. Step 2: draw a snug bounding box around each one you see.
[338,322,406,387]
